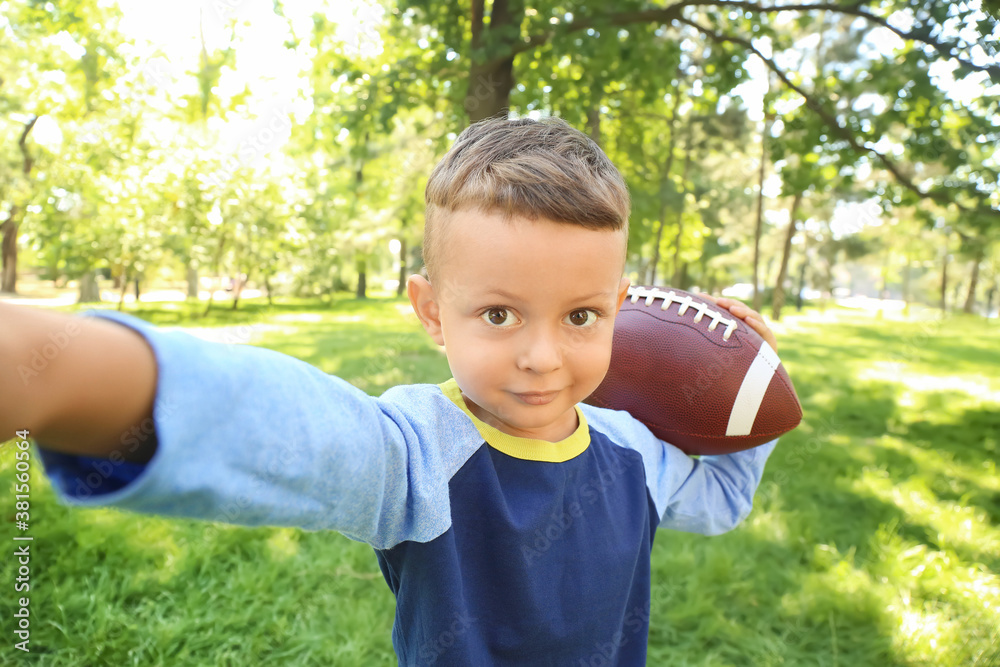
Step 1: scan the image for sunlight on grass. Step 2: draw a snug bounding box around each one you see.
[859,361,1000,401]
[893,606,954,662]
[73,512,189,586]
[745,509,791,545]
[266,529,302,561]
[272,313,325,323]
[854,463,1000,563]
[867,521,1000,665]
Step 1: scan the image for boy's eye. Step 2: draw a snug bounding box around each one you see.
[480,308,602,328]
[482,307,517,327]
[567,310,599,327]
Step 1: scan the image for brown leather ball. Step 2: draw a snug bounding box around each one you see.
[585,286,802,455]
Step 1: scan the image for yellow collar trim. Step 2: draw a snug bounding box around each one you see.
[438,378,590,463]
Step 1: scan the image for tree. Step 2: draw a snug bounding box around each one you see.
[396,1,998,278]
[0,116,36,293]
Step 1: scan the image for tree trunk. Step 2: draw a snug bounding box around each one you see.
[0,210,19,293]
[134,277,141,303]
[963,245,983,314]
[794,230,809,311]
[356,254,367,299]
[650,189,667,286]
[587,107,601,145]
[820,252,835,312]
[231,272,247,310]
[876,245,890,319]
[203,284,216,316]
[264,274,274,306]
[672,149,692,287]
[795,257,807,311]
[117,269,129,311]
[648,87,683,287]
[771,192,801,321]
[397,237,407,298]
[466,57,514,122]
[879,247,890,299]
[752,117,773,312]
[78,270,101,303]
[464,0,520,122]
[349,131,370,299]
[3,116,40,294]
[202,232,228,317]
[939,245,949,312]
[186,263,199,299]
[902,250,912,313]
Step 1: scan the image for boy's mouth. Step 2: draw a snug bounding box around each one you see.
[512,390,559,405]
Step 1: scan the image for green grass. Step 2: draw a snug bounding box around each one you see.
[2,297,998,665]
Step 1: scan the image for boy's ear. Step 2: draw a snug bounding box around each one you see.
[615,276,631,313]
[406,274,445,346]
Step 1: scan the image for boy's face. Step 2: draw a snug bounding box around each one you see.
[408,208,630,443]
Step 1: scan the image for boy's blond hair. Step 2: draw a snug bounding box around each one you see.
[421,116,631,283]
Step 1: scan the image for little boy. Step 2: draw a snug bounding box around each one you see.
[1,117,778,666]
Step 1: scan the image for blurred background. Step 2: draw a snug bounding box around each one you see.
[1,1,998,665]
[0,0,996,313]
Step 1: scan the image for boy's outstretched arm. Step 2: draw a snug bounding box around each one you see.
[2,304,472,548]
[0,303,158,463]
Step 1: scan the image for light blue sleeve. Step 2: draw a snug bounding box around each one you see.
[579,404,777,535]
[35,310,483,549]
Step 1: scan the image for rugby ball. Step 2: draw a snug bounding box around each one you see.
[585,286,801,455]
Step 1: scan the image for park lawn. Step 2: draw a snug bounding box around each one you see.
[2,296,998,666]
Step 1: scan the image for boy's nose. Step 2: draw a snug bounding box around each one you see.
[516,325,564,374]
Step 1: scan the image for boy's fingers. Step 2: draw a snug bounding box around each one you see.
[699,294,771,329]
[744,316,778,353]
[697,293,778,352]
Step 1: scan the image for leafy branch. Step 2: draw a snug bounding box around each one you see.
[495,0,997,80]
[676,15,999,219]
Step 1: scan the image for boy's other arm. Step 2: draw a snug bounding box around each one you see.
[658,440,778,535]
[0,303,157,463]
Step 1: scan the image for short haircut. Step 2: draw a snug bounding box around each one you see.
[421,116,631,283]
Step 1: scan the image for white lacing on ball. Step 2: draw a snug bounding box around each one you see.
[627,286,739,341]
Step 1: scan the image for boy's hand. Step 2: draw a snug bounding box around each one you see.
[698,293,778,353]
[0,303,158,462]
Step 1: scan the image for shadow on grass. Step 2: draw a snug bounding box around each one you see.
[906,404,1000,466]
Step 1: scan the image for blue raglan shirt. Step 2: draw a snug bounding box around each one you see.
[36,310,777,666]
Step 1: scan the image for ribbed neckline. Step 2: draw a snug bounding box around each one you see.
[438,378,590,462]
